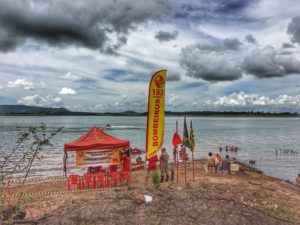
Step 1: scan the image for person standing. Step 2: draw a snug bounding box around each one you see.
[121,149,131,172]
[206,152,215,174]
[222,155,231,175]
[160,148,169,182]
[214,153,222,173]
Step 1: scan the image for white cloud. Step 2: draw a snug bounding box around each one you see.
[17,95,63,107]
[61,72,82,81]
[168,93,181,104]
[40,81,46,89]
[122,95,128,100]
[7,78,34,89]
[24,86,34,90]
[0,85,3,90]
[59,87,76,95]
[212,92,300,107]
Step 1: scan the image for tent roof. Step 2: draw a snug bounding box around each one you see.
[64,126,130,151]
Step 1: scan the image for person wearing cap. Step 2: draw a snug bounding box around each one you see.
[160,147,169,183]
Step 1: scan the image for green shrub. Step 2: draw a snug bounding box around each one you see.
[151,171,160,189]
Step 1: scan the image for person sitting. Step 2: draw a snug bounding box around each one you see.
[214,153,222,173]
[206,152,215,174]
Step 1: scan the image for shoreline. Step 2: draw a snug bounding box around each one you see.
[1,114,300,117]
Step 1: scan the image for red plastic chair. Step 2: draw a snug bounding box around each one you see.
[95,171,106,188]
[120,171,131,186]
[110,171,120,187]
[109,165,118,173]
[67,174,81,190]
[82,173,95,189]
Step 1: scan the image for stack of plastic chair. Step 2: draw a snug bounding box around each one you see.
[110,171,119,187]
[67,174,81,191]
[95,171,106,188]
[120,170,131,186]
[82,173,95,189]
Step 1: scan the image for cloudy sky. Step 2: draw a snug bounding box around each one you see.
[0,0,300,112]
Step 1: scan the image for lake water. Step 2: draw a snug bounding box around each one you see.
[0,116,299,182]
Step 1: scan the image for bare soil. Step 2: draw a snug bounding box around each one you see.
[3,160,300,225]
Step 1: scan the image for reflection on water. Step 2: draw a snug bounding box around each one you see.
[0,116,299,181]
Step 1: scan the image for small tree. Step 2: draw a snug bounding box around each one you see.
[0,123,63,222]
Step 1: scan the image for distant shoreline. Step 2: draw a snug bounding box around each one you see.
[0,113,299,117]
[0,105,299,117]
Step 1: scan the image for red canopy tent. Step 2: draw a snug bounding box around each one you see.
[63,126,130,176]
[64,126,130,151]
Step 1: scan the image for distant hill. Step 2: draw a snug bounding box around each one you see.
[0,105,72,115]
[0,105,299,116]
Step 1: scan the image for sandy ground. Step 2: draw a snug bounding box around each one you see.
[2,160,300,225]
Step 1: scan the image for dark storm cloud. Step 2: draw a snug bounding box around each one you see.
[0,0,172,53]
[245,34,257,44]
[242,46,300,78]
[174,0,258,24]
[180,44,242,82]
[281,43,295,49]
[287,16,300,45]
[279,51,293,55]
[155,30,178,42]
[190,37,242,53]
[222,38,242,50]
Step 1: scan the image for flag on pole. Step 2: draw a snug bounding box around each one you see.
[172,121,182,146]
[183,115,191,149]
[145,70,167,160]
[190,121,195,152]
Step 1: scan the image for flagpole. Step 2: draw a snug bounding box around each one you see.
[192,150,195,182]
[176,121,179,183]
[191,121,195,182]
[184,115,187,183]
[184,146,187,183]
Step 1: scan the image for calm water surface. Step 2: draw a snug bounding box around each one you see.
[0,116,299,181]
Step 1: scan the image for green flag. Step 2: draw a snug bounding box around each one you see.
[183,115,191,149]
[190,121,195,152]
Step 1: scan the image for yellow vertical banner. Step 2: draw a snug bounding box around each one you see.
[146,70,167,159]
[110,150,120,165]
